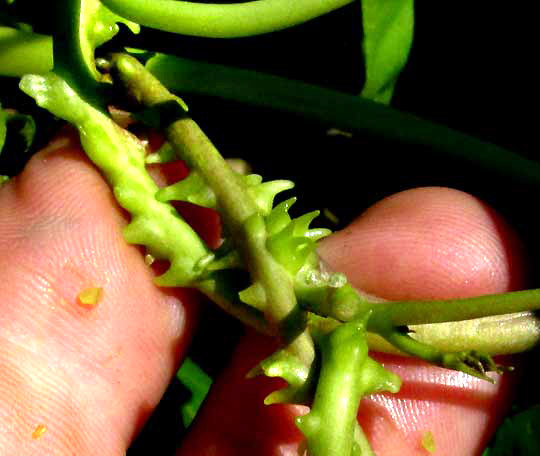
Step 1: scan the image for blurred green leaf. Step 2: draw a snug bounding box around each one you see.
[0,105,6,153]
[0,103,35,155]
[483,405,540,455]
[176,357,212,428]
[360,0,414,104]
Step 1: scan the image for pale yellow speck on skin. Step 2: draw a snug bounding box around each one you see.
[421,430,436,453]
[32,424,47,439]
[77,287,103,308]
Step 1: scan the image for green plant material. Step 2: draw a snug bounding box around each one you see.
[0,10,32,32]
[353,422,376,456]
[0,175,8,185]
[369,290,540,330]
[421,430,436,453]
[77,286,103,308]
[360,0,414,104]
[176,357,212,428]
[157,170,218,209]
[482,405,540,455]
[0,106,6,152]
[377,324,508,381]
[110,53,315,366]
[16,57,268,336]
[404,312,540,356]
[140,104,540,363]
[52,0,139,108]
[304,286,540,334]
[0,26,52,77]
[145,142,175,164]
[101,0,353,38]
[0,103,35,155]
[147,53,540,188]
[4,30,540,188]
[248,348,313,405]
[299,279,540,355]
[9,8,540,453]
[19,72,211,286]
[296,314,401,456]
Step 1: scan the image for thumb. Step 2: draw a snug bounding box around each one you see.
[0,132,198,455]
[319,187,524,455]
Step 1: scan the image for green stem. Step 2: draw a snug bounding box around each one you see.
[368,288,540,330]
[111,53,314,365]
[353,422,375,456]
[298,319,370,456]
[148,54,540,187]
[303,283,540,354]
[19,72,210,285]
[306,285,540,328]
[101,0,353,38]
[377,325,509,381]
[297,316,401,456]
[0,27,53,76]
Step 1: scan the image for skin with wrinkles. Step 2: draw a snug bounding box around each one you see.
[0,134,525,455]
[0,134,199,454]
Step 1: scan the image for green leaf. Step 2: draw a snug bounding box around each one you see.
[0,104,35,155]
[483,405,540,455]
[360,0,414,104]
[0,106,6,153]
[176,357,212,428]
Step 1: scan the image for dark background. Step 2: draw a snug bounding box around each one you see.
[1,2,539,454]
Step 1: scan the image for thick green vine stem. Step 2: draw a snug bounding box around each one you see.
[110,53,315,365]
[101,0,353,38]
[110,56,540,369]
[302,286,540,330]
[297,313,401,456]
[19,72,211,285]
